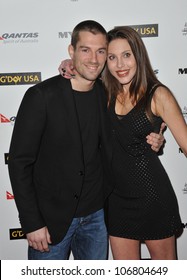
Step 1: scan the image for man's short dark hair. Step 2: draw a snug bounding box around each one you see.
[71,20,107,48]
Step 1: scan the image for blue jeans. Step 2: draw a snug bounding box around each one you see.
[28,208,108,260]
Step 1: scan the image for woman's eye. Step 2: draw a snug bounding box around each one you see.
[108,55,115,60]
[124,52,130,58]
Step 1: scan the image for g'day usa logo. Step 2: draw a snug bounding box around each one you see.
[4,153,9,164]
[0,72,41,86]
[115,24,158,38]
[0,32,39,44]
[9,228,26,240]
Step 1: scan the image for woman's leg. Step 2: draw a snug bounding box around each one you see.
[145,235,176,260]
[109,235,140,260]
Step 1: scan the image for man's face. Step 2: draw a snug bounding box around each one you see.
[69,31,107,82]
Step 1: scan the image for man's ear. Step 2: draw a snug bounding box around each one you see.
[68,44,74,59]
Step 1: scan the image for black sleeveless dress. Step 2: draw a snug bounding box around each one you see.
[106,84,182,240]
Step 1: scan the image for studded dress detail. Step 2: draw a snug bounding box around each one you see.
[106,84,182,240]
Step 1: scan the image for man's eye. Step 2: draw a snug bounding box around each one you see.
[98,50,106,54]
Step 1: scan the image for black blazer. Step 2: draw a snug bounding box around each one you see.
[8,75,113,244]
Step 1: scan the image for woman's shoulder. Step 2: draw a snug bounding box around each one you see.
[153,85,173,103]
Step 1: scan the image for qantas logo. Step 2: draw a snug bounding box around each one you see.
[6,191,14,200]
[0,114,10,123]
[0,32,39,45]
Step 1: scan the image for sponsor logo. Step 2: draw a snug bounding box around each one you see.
[0,114,10,123]
[182,106,187,120]
[115,24,159,37]
[6,191,14,200]
[182,22,187,36]
[182,183,187,194]
[9,228,26,240]
[0,114,16,125]
[154,69,159,75]
[0,72,41,86]
[4,153,9,164]
[0,32,39,44]
[178,68,187,74]
[58,31,72,39]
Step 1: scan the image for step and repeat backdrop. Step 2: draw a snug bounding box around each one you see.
[0,0,187,259]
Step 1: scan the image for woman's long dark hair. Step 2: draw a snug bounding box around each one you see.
[102,26,162,116]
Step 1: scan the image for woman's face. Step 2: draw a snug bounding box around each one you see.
[107,38,137,87]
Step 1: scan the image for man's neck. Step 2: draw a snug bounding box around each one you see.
[70,77,95,92]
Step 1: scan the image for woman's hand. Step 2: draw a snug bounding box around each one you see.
[58,59,75,79]
[146,122,166,152]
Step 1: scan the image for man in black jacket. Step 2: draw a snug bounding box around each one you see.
[8,20,164,260]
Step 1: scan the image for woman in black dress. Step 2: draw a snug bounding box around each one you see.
[102,26,187,259]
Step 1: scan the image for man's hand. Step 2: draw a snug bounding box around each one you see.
[26,226,51,252]
[146,122,166,152]
[58,59,75,78]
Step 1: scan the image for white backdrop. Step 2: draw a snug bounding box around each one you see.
[0,0,187,260]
